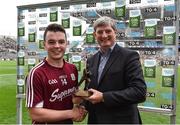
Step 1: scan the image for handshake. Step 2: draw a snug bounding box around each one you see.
[72,88,104,122]
[72,104,87,122]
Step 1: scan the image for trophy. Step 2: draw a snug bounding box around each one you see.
[74,68,92,97]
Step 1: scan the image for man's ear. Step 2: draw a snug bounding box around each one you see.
[43,41,46,50]
[114,29,117,34]
[93,32,96,37]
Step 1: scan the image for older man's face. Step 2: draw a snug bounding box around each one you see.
[94,24,116,51]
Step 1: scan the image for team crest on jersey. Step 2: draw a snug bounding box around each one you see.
[70,73,76,81]
[59,75,68,86]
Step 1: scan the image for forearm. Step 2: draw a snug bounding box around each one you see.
[29,108,73,123]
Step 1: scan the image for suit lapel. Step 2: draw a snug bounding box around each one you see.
[98,44,120,87]
[90,52,100,88]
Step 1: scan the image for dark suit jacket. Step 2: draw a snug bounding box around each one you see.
[85,44,147,124]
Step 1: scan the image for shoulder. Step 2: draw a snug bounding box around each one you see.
[64,61,77,71]
[87,51,99,61]
[28,60,46,77]
[26,60,46,85]
[116,45,139,56]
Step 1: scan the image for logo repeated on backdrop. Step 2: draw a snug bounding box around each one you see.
[17,0,178,113]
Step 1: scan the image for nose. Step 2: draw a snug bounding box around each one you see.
[54,42,61,47]
[102,31,108,38]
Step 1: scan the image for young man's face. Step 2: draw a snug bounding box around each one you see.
[94,24,116,50]
[44,31,67,61]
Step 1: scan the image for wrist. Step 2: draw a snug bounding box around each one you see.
[67,109,74,119]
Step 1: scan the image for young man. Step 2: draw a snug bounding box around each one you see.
[26,23,86,124]
[85,16,147,124]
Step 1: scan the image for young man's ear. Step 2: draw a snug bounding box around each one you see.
[43,41,46,50]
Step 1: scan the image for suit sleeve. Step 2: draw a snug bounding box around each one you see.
[103,51,147,107]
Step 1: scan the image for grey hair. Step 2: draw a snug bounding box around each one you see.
[93,16,116,31]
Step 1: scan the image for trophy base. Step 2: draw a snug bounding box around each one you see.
[74,90,92,97]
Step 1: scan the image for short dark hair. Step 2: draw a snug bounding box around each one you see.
[43,23,67,41]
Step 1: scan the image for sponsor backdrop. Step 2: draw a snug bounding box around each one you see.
[17,0,178,123]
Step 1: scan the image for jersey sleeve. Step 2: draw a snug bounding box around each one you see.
[26,69,44,108]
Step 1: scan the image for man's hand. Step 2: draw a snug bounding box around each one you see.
[86,88,104,104]
[72,106,87,122]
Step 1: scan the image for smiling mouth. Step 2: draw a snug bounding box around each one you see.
[53,51,61,54]
[102,37,111,41]
[102,39,110,42]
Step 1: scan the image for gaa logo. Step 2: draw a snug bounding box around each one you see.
[48,79,58,85]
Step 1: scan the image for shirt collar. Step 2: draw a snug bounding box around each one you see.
[99,43,116,56]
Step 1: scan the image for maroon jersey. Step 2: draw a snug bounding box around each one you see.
[26,59,78,124]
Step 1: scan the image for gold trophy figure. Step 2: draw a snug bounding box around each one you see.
[75,68,91,97]
[72,58,92,104]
